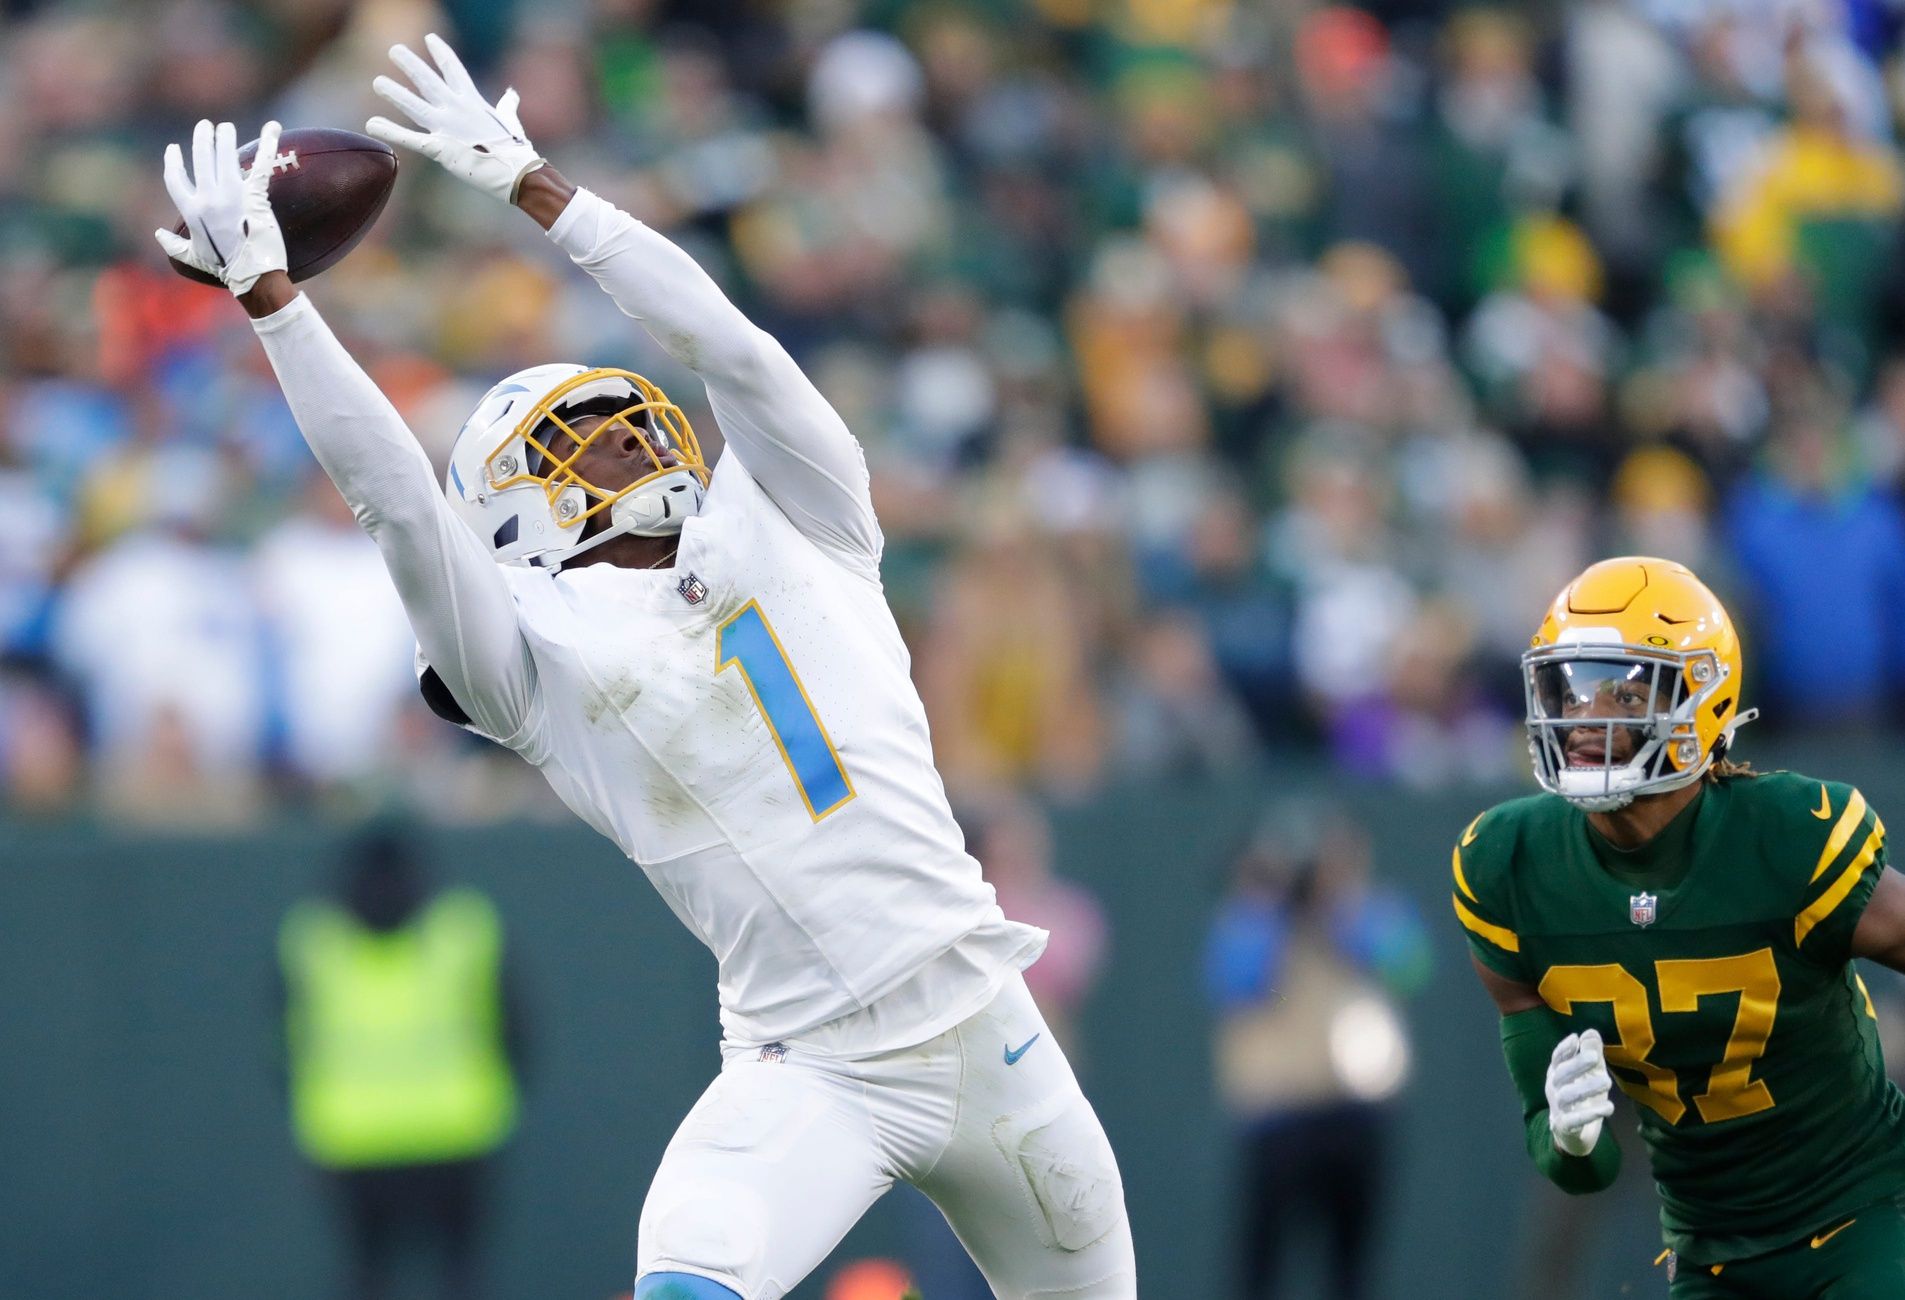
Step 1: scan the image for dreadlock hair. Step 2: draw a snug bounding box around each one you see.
[1707,750,1760,783]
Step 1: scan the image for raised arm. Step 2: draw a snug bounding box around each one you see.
[157,120,538,746]
[240,277,538,747]
[367,35,882,580]
[531,172,881,575]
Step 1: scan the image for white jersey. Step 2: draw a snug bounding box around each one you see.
[484,451,1041,1042]
[252,190,1042,1050]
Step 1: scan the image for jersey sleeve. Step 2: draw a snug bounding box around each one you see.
[546,189,884,582]
[1793,782,1888,964]
[252,295,543,752]
[1451,811,1530,983]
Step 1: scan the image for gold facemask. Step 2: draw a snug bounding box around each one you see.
[482,368,708,532]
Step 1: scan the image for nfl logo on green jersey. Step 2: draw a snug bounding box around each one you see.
[1630,892,1657,927]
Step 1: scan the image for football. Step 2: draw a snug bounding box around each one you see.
[167,127,397,286]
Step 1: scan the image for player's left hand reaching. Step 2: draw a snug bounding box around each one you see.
[367,34,546,204]
[155,119,287,297]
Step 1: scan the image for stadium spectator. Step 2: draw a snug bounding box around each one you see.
[0,445,64,660]
[0,666,83,810]
[1112,611,1259,777]
[1135,475,1292,740]
[1728,390,1905,723]
[1431,8,1571,311]
[252,470,419,790]
[1462,213,1622,484]
[970,792,1110,1055]
[50,487,268,824]
[1204,803,1429,1300]
[915,494,1105,795]
[1295,8,1440,294]
[1853,352,1905,486]
[1712,49,1903,348]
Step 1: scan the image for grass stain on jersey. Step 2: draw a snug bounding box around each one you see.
[584,670,642,726]
[643,771,700,830]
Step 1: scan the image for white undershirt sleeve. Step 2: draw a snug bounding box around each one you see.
[546,188,884,581]
[251,294,540,748]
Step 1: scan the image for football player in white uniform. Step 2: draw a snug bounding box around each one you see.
[155,35,1136,1300]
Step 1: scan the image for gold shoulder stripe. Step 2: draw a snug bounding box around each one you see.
[1453,892,1520,952]
[1452,844,1478,904]
[1796,822,1886,947]
[1811,789,1869,883]
[1460,813,1484,847]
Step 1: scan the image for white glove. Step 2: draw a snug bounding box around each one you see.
[1546,1029,1616,1157]
[154,119,288,297]
[367,33,545,204]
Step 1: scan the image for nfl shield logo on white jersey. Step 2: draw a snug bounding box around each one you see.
[678,572,708,606]
[1630,892,1658,927]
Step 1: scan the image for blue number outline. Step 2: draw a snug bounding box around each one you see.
[715,599,856,820]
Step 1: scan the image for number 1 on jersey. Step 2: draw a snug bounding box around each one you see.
[717,600,855,820]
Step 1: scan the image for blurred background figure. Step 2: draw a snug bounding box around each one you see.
[252,470,419,798]
[969,792,1110,1055]
[1204,803,1431,1300]
[277,828,527,1300]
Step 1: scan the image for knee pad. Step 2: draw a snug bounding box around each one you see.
[634,1272,744,1300]
[996,1101,1125,1252]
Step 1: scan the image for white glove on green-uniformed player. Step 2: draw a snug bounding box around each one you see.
[367,33,546,205]
[154,118,288,297]
[1546,1028,1616,1156]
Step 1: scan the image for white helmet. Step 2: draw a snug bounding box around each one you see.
[444,363,709,569]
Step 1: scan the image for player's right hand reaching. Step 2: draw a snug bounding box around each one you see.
[155,118,287,297]
[367,34,546,205]
[1546,1028,1616,1156]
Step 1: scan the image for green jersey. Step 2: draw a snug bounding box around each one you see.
[1454,771,1905,1264]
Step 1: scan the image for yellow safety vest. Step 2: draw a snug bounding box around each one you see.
[279,888,517,1169]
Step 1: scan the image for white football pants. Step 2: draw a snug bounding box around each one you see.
[635,973,1138,1299]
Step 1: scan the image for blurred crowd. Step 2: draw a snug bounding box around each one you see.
[7,0,1905,821]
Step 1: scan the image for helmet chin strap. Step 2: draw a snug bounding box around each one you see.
[545,469,706,571]
[610,467,706,537]
[1568,789,1637,814]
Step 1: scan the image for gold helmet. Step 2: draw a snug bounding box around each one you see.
[1523,557,1754,811]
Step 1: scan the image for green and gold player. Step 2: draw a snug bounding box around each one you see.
[1456,556,1905,1297]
